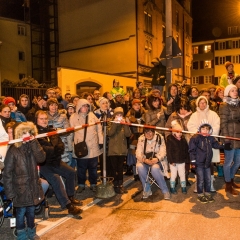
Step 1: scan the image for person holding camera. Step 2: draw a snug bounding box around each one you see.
[108,107,131,194]
[136,128,170,200]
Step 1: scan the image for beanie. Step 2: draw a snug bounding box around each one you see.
[66,103,75,109]
[113,107,124,116]
[224,84,237,97]
[47,98,58,107]
[3,97,16,105]
[99,97,108,105]
[225,61,233,69]
[233,75,240,85]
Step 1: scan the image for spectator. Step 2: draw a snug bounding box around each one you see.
[166,83,182,116]
[93,89,101,109]
[65,93,71,103]
[220,61,238,88]
[208,86,216,101]
[36,110,82,215]
[233,75,240,97]
[71,95,80,106]
[3,122,46,239]
[187,86,199,103]
[108,107,131,194]
[0,104,14,128]
[3,97,26,122]
[136,128,170,200]
[18,94,31,117]
[46,88,56,99]
[54,86,68,109]
[66,103,75,120]
[219,84,240,195]
[103,91,116,109]
[114,93,129,116]
[110,79,125,98]
[70,99,103,193]
[81,92,95,111]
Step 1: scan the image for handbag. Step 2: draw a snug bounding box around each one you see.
[74,116,88,158]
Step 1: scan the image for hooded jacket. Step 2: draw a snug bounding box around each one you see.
[70,99,103,159]
[3,122,46,207]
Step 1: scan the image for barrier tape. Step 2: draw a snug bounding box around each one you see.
[1,119,240,147]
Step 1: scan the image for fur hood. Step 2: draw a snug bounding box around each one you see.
[14,122,38,148]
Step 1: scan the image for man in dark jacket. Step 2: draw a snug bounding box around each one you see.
[35,110,82,216]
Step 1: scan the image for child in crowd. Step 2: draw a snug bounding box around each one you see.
[125,99,146,180]
[3,122,46,239]
[66,103,76,119]
[108,107,131,194]
[189,120,227,203]
[167,120,190,194]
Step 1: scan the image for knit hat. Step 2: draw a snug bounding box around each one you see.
[224,84,237,97]
[195,96,208,107]
[171,120,183,135]
[3,97,16,105]
[233,75,240,85]
[113,107,124,116]
[132,98,141,105]
[99,97,108,105]
[198,119,213,135]
[66,103,75,109]
[47,98,58,107]
[225,61,233,69]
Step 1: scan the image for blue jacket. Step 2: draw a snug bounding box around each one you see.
[189,134,223,168]
[10,111,26,122]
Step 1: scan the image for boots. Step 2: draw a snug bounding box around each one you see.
[231,179,240,189]
[27,226,41,240]
[194,175,197,193]
[186,173,191,186]
[181,181,187,194]
[17,229,28,240]
[68,196,83,205]
[225,182,239,195]
[210,175,216,192]
[170,181,177,194]
[217,165,224,177]
[124,165,133,176]
[67,203,83,215]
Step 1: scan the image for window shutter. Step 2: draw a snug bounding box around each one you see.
[199,76,204,84]
[215,42,218,50]
[215,57,219,65]
[211,60,214,68]
[200,61,204,69]
[226,56,231,62]
[226,41,232,49]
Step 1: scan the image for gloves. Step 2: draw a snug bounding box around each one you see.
[99,144,103,150]
[54,144,64,155]
[224,142,232,151]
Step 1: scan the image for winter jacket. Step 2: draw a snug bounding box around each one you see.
[219,102,240,148]
[3,122,46,207]
[220,72,238,88]
[0,120,9,168]
[107,122,131,156]
[110,87,125,97]
[165,111,192,142]
[10,106,26,122]
[37,125,65,167]
[189,134,223,168]
[47,109,73,162]
[189,99,218,113]
[70,99,103,159]
[0,115,15,128]
[166,134,190,164]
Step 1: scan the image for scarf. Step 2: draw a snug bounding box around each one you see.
[223,97,240,106]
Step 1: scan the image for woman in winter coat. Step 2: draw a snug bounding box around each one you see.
[70,99,103,193]
[219,84,240,195]
[0,104,15,128]
[46,98,73,164]
[3,122,46,239]
[17,94,31,117]
[187,96,220,192]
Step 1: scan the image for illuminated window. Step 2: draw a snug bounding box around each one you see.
[204,45,211,53]
[144,11,152,34]
[193,46,198,54]
[144,40,152,66]
[204,60,211,68]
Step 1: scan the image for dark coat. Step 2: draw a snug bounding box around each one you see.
[166,134,190,164]
[37,125,64,167]
[189,134,223,168]
[219,102,240,148]
[3,140,46,207]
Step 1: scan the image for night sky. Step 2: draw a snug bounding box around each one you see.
[192,0,240,42]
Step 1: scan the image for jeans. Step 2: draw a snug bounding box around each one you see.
[196,167,211,194]
[40,178,49,195]
[137,162,169,194]
[76,157,98,186]
[67,152,77,169]
[16,205,35,230]
[40,162,75,208]
[223,149,240,182]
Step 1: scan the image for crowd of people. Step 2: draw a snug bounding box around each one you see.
[1,61,240,239]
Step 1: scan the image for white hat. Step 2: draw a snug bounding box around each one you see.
[224,84,237,97]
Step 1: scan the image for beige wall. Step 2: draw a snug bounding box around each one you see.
[57,67,136,96]
[58,0,137,74]
[0,17,31,83]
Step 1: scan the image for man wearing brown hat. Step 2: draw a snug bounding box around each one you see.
[220,61,238,88]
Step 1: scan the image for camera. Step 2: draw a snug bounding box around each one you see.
[43,95,48,101]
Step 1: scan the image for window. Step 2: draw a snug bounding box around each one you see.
[204,76,212,84]
[162,25,166,43]
[193,61,198,70]
[204,60,211,68]
[144,40,152,66]
[192,77,199,84]
[144,11,152,34]
[204,45,211,53]
[18,51,25,61]
[19,73,26,80]
[193,46,198,54]
[219,42,226,50]
[18,25,26,36]
[232,55,239,63]
[232,40,239,48]
[228,26,239,35]
[220,57,226,65]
